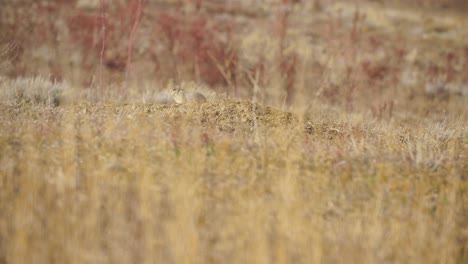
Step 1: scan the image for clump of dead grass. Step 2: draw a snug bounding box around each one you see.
[0,75,70,106]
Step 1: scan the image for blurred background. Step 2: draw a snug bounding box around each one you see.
[1,0,467,111]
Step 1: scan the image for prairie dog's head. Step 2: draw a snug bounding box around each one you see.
[170,87,185,96]
[170,86,186,103]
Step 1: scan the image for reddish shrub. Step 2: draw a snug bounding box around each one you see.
[66,0,143,75]
[155,11,238,86]
[361,61,388,81]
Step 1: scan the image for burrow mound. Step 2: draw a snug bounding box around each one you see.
[119,100,300,133]
[61,100,356,138]
[1,100,367,139]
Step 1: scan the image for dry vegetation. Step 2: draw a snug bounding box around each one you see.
[0,0,467,263]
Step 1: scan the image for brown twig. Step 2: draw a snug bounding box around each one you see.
[125,0,143,87]
[98,0,107,103]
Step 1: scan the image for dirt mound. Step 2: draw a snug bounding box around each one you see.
[100,100,300,133]
[1,100,362,140]
[54,100,302,136]
[55,100,359,140]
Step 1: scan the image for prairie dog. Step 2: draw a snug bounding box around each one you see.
[170,87,207,103]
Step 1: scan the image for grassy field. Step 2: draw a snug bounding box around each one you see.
[0,99,466,263]
[0,0,467,263]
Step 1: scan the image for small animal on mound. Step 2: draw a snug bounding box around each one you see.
[170,87,207,103]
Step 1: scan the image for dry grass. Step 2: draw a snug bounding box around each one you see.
[0,76,69,107]
[0,0,468,263]
[0,100,466,263]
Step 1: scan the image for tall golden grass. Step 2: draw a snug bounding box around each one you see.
[0,100,466,263]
